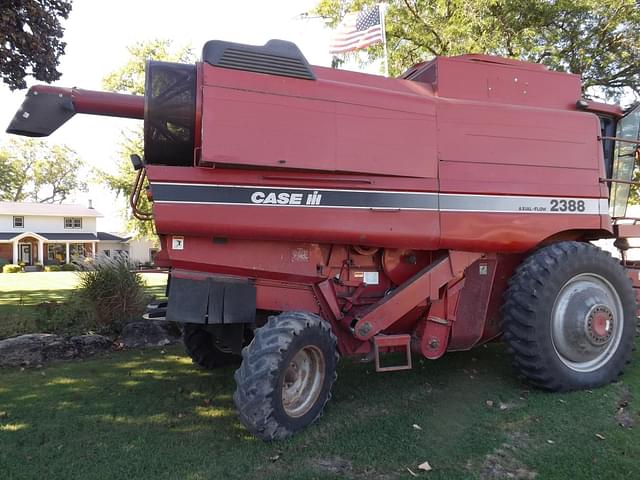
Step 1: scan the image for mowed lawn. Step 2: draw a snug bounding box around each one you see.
[0,272,167,339]
[1,340,639,479]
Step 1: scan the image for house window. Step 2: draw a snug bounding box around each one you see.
[47,244,65,263]
[13,216,24,228]
[69,243,85,258]
[64,217,82,229]
[103,250,110,257]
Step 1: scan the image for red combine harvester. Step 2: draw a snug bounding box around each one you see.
[7,39,640,440]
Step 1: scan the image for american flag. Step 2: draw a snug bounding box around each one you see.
[329,4,384,54]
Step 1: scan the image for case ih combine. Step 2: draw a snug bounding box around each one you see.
[7,39,640,440]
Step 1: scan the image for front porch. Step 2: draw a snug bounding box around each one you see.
[0,232,98,266]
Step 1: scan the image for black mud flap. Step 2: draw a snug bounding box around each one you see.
[166,276,256,325]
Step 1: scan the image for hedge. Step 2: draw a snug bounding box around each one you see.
[3,264,22,273]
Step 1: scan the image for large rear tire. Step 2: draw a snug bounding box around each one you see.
[502,242,637,391]
[233,311,338,441]
[183,324,240,369]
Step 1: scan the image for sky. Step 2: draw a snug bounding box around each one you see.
[0,0,352,233]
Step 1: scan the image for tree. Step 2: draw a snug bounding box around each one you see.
[0,0,72,90]
[0,138,87,203]
[99,39,194,238]
[315,0,640,100]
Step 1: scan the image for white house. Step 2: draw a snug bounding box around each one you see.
[0,202,102,266]
[96,232,158,265]
[0,201,160,267]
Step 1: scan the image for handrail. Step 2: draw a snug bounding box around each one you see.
[129,169,154,221]
[601,136,640,145]
[599,178,640,186]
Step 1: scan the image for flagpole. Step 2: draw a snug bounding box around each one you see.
[380,3,389,77]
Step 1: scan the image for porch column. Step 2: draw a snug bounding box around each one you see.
[12,241,18,264]
[92,242,96,257]
[65,242,70,264]
[37,240,44,265]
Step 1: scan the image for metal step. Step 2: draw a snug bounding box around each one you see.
[373,334,412,372]
[142,300,168,321]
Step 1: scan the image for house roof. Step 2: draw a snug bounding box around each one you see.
[0,232,99,241]
[97,232,130,242]
[38,233,99,241]
[0,202,102,217]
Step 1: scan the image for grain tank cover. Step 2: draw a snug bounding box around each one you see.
[144,60,197,166]
[405,55,581,109]
[202,39,315,80]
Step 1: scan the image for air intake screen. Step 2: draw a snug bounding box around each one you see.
[144,61,197,166]
[202,39,315,80]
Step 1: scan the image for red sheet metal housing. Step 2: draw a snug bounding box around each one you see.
[147,54,614,357]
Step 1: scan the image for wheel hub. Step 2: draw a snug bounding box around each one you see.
[551,273,623,373]
[586,305,614,345]
[281,345,325,418]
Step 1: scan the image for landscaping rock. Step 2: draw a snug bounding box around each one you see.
[0,333,112,367]
[121,320,180,348]
[70,334,112,357]
[0,334,69,367]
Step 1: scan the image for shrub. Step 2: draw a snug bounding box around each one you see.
[2,264,22,273]
[45,265,62,272]
[76,254,149,331]
[61,263,78,271]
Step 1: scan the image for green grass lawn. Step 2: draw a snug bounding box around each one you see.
[0,272,167,339]
[1,340,639,479]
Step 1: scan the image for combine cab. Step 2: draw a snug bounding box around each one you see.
[7,39,640,440]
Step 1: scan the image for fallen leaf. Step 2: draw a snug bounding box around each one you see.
[418,461,432,472]
[407,467,418,477]
[499,403,509,411]
[595,433,605,440]
[269,454,280,462]
[486,400,494,407]
[412,424,422,430]
[202,398,212,407]
[547,440,555,444]
[558,399,566,404]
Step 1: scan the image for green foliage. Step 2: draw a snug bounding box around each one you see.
[34,298,94,336]
[75,255,150,331]
[98,39,195,238]
[60,263,77,272]
[0,272,167,339]
[2,264,22,273]
[102,39,194,95]
[0,0,72,90]
[315,0,640,100]
[0,138,87,203]
[44,265,62,272]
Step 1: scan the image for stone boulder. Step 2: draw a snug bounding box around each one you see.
[0,333,111,367]
[71,334,112,357]
[121,320,181,348]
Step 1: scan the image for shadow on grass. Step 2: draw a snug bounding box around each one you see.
[1,341,639,480]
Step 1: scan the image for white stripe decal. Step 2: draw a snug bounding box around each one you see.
[150,182,606,215]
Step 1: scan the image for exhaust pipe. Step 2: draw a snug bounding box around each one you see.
[6,85,144,137]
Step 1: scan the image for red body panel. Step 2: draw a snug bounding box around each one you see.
[145,54,616,357]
